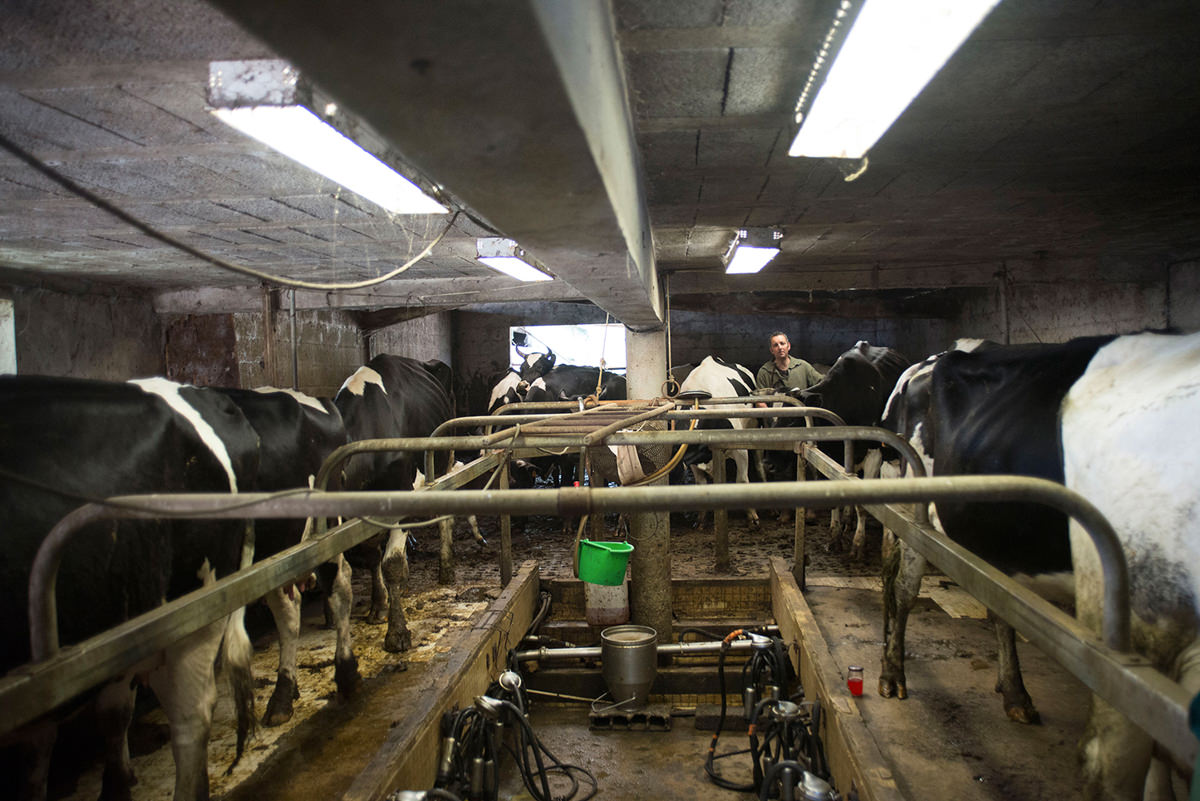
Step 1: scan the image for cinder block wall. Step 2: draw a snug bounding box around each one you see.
[369,312,453,365]
[10,285,164,379]
[232,309,365,398]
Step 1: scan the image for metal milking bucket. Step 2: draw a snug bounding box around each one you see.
[600,624,657,708]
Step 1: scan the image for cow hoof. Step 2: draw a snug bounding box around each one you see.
[262,673,297,727]
[1002,700,1040,725]
[384,629,412,653]
[367,609,387,625]
[335,656,361,699]
[262,698,294,728]
[878,676,907,699]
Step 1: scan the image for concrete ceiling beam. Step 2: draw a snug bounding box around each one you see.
[206,0,662,330]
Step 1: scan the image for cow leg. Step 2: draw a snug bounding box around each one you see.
[1078,693,1154,801]
[990,613,1039,723]
[96,677,137,801]
[438,517,455,585]
[731,449,760,527]
[14,718,56,801]
[1078,637,1200,801]
[688,464,711,528]
[328,554,360,697]
[145,616,227,801]
[262,586,301,726]
[382,528,412,653]
[850,450,884,562]
[466,515,486,544]
[878,461,902,563]
[368,553,388,625]
[879,540,927,700]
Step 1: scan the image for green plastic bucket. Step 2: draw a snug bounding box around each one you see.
[577,540,634,585]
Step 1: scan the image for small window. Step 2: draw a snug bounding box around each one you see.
[510,323,626,372]
[0,298,15,375]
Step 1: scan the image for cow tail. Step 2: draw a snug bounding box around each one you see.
[219,607,257,771]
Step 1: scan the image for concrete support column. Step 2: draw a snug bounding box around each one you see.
[624,327,672,643]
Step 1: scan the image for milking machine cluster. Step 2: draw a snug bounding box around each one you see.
[705,628,839,801]
[405,665,596,801]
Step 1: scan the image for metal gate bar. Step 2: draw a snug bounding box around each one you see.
[11,475,1139,737]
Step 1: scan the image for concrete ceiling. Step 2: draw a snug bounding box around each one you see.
[1,0,1198,329]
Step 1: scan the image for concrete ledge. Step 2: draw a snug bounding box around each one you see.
[769,556,907,801]
[342,561,541,801]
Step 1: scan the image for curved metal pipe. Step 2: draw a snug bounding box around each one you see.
[31,475,1125,660]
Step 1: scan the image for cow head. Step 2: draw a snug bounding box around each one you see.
[519,350,556,382]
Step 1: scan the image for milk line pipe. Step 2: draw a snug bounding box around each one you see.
[316,423,912,504]
[581,401,677,446]
[487,392,806,418]
[428,406,849,479]
[433,406,847,436]
[30,476,1126,660]
[513,637,756,663]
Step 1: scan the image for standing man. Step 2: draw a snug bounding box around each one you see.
[755,331,822,399]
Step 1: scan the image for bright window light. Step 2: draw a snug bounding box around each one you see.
[725,245,780,275]
[510,324,626,371]
[789,0,1002,159]
[212,105,448,215]
[476,237,554,282]
[479,256,554,283]
[723,227,783,275]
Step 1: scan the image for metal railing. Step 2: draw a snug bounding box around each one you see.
[5,417,1193,773]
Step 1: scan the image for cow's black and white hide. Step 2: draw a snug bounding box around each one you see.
[487,350,557,414]
[523,364,629,489]
[1061,332,1200,800]
[876,336,1115,727]
[766,341,910,559]
[216,387,357,727]
[334,354,454,653]
[0,375,260,801]
[676,355,762,527]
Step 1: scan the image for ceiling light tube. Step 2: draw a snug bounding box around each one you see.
[476,238,554,282]
[208,60,447,215]
[789,0,1002,160]
[723,228,783,275]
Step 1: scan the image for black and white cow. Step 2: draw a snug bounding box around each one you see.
[523,363,626,405]
[523,364,628,488]
[487,350,556,413]
[215,386,358,727]
[676,355,762,525]
[878,332,1200,798]
[0,375,260,801]
[768,341,910,559]
[334,354,454,652]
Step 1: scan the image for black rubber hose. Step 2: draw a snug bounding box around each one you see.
[703,640,756,792]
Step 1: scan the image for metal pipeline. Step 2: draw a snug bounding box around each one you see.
[513,637,755,663]
[315,424,924,496]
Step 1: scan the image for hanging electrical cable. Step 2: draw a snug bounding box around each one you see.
[0,129,461,292]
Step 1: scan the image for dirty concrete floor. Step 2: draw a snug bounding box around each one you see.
[807,585,1090,801]
[495,704,758,800]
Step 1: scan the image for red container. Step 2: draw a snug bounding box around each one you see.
[847,665,864,696]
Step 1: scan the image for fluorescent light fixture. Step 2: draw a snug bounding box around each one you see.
[723,228,783,275]
[208,60,446,215]
[789,0,1002,159]
[476,238,554,282]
